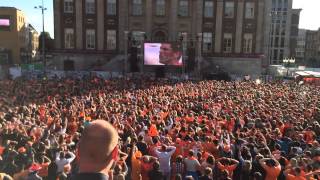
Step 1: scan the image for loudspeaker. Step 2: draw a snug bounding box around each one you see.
[129,47,139,72]
[186,48,196,72]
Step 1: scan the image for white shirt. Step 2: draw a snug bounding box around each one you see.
[184,158,200,172]
[55,152,76,173]
[154,146,176,172]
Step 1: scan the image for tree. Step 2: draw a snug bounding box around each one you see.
[38,32,54,53]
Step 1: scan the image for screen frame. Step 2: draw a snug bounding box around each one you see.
[0,15,11,31]
[143,42,183,67]
[0,19,10,26]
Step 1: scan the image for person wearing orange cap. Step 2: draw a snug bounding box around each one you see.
[131,145,142,180]
[27,163,43,180]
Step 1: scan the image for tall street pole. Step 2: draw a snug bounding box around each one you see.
[35,0,47,75]
[124,31,129,75]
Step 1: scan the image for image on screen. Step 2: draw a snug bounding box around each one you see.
[144,43,183,66]
[0,19,10,26]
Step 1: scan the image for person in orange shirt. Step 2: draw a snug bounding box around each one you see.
[259,158,281,180]
[131,145,142,180]
[284,167,306,180]
[140,155,158,180]
[216,157,239,179]
[38,156,52,178]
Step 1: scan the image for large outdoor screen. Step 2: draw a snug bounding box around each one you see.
[0,19,10,26]
[144,43,183,66]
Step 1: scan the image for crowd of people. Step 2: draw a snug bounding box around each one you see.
[0,76,320,180]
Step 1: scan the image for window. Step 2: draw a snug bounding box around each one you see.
[107,30,117,50]
[224,2,234,18]
[106,0,117,15]
[64,0,73,13]
[272,0,276,10]
[203,32,212,53]
[86,29,95,49]
[223,33,232,53]
[280,37,285,47]
[245,2,254,19]
[156,0,166,16]
[64,28,74,49]
[273,49,278,60]
[177,32,187,41]
[279,49,284,60]
[275,24,280,35]
[243,33,253,53]
[179,0,189,17]
[131,31,145,46]
[284,0,288,8]
[86,0,95,14]
[278,0,283,8]
[275,37,279,47]
[132,0,142,16]
[204,1,214,18]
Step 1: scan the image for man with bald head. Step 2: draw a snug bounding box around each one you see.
[73,120,119,180]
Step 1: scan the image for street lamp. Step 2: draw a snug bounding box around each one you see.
[138,32,145,74]
[181,32,187,77]
[34,0,47,75]
[124,31,129,75]
[197,33,202,79]
[268,11,279,65]
[283,57,295,77]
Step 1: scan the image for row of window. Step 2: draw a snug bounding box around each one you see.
[63,0,256,19]
[64,28,117,50]
[270,48,285,64]
[203,32,253,53]
[64,29,253,54]
[270,37,285,48]
[64,0,116,15]
[272,0,289,9]
[206,1,255,19]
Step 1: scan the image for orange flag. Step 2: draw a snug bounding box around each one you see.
[148,124,159,137]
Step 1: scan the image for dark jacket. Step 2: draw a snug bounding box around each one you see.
[72,173,109,180]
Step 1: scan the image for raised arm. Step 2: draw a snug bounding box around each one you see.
[66,151,76,163]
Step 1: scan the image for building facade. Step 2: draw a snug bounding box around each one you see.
[0,7,28,65]
[27,24,39,63]
[289,9,301,58]
[295,29,306,63]
[305,29,320,61]
[52,0,297,76]
[263,0,301,65]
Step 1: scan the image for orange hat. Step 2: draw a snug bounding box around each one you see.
[29,163,42,172]
[18,147,26,153]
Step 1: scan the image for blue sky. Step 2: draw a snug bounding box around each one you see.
[0,0,319,38]
[0,0,54,37]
